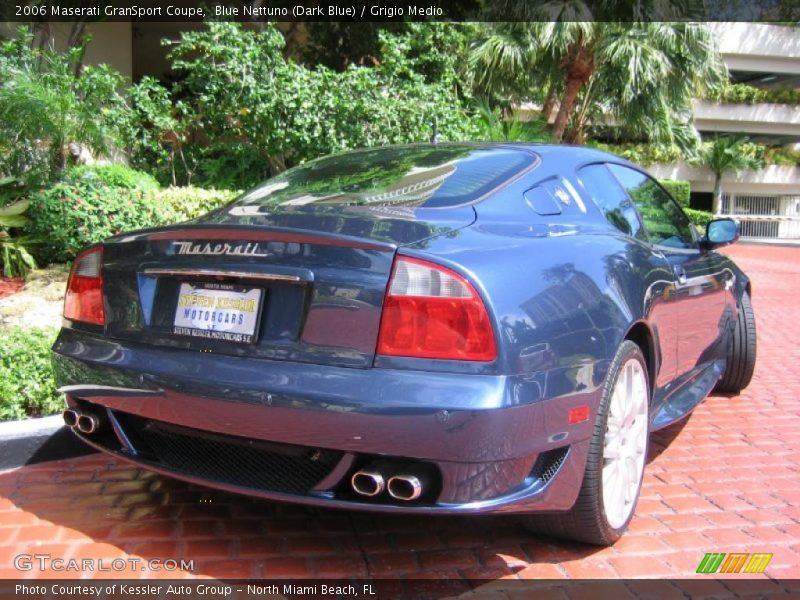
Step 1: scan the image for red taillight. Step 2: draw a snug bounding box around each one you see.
[64,246,105,326]
[377,256,496,361]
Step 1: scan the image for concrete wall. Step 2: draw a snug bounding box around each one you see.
[710,23,800,76]
[647,163,800,196]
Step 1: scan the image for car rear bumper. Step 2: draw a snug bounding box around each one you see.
[53,329,599,513]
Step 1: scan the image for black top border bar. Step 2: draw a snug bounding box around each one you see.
[2,0,799,22]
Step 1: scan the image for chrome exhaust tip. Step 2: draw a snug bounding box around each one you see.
[387,474,424,501]
[76,413,100,434]
[62,409,79,428]
[351,470,386,497]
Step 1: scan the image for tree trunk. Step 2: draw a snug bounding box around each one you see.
[551,75,584,142]
[712,173,723,215]
[66,21,89,76]
[541,80,557,123]
[267,154,287,175]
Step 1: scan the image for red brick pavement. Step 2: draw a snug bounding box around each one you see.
[0,243,798,582]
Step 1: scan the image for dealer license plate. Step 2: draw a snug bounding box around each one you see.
[173,282,263,344]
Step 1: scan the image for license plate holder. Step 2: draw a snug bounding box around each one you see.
[172,282,264,344]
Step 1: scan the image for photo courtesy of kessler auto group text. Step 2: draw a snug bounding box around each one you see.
[0,1,799,599]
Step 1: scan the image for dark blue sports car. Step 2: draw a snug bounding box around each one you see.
[54,143,756,545]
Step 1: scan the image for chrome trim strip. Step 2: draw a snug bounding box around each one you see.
[141,268,303,283]
[57,384,162,396]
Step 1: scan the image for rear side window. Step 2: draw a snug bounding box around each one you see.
[607,164,696,249]
[232,146,537,210]
[577,164,644,239]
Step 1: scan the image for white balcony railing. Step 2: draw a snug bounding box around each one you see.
[720,193,800,240]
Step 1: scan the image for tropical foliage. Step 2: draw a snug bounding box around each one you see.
[0,27,129,184]
[476,100,549,142]
[692,135,766,214]
[0,177,37,277]
[468,20,726,148]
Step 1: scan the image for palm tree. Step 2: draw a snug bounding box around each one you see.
[467,23,544,112]
[467,19,726,149]
[693,135,765,215]
[0,29,125,181]
[474,99,549,142]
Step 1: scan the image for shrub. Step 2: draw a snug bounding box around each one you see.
[27,182,238,263]
[685,208,714,234]
[764,146,800,167]
[65,164,159,191]
[591,142,684,166]
[709,82,800,106]
[27,180,172,263]
[121,22,480,189]
[0,327,60,421]
[658,179,691,208]
[152,186,238,222]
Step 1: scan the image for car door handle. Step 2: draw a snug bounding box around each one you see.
[673,265,687,285]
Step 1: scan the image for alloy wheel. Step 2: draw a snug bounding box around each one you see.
[602,357,648,529]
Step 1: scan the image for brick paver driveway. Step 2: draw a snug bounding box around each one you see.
[0,243,798,584]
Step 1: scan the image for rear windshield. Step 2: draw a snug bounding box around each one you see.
[231,145,536,210]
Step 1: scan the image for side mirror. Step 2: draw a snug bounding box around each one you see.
[702,218,739,250]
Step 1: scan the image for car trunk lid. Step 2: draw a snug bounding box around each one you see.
[100,207,474,368]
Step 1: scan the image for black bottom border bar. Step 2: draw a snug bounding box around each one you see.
[2,579,800,600]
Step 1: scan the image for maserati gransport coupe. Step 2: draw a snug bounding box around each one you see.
[53,143,756,545]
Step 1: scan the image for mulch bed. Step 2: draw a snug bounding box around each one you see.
[0,276,24,300]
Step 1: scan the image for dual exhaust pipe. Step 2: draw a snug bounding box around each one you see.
[63,408,103,435]
[350,463,428,502]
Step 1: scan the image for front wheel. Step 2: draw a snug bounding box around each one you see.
[714,291,756,394]
[525,340,650,545]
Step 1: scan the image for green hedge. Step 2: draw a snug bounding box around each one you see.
[28,183,237,263]
[28,181,171,263]
[0,327,60,421]
[658,179,691,208]
[709,82,800,106]
[685,208,714,234]
[65,164,160,191]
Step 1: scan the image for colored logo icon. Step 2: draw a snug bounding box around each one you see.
[697,552,773,574]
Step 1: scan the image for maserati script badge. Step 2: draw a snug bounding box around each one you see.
[172,241,271,258]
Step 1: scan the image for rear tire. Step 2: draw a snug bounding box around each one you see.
[524,340,650,546]
[714,291,756,394]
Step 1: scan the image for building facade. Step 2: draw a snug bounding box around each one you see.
[648,23,800,242]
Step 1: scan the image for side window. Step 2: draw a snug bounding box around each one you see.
[577,164,644,239]
[607,164,696,249]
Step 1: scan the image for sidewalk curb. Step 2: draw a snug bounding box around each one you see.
[0,415,95,469]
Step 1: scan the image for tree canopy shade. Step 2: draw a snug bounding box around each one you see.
[468,19,726,149]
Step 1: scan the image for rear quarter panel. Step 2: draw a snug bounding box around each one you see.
[390,161,677,416]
